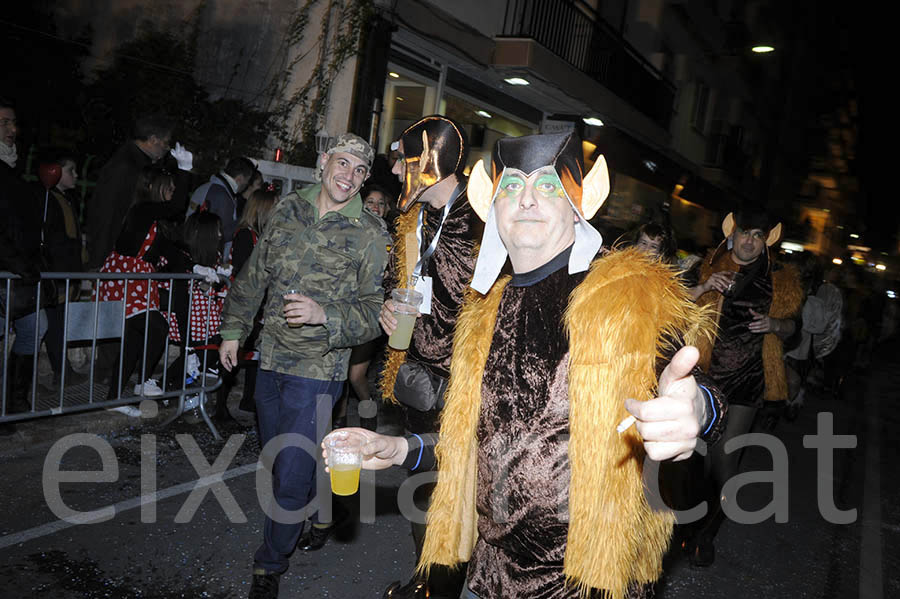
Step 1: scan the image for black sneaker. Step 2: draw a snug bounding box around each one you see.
[382,577,428,599]
[297,522,334,551]
[249,569,280,598]
[689,537,715,567]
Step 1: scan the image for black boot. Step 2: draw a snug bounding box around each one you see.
[423,564,467,599]
[7,353,35,414]
[238,365,258,412]
[382,577,429,599]
[212,386,238,424]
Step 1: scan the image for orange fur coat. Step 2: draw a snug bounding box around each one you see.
[418,249,716,598]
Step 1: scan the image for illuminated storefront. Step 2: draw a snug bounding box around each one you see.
[377,52,539,173]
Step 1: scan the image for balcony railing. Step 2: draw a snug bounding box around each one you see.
[500,0,676,129]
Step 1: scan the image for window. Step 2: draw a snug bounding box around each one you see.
[378,72,436,155]
[378,66,537,170]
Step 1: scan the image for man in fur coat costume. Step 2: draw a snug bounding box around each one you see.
[681,211,803,566]
[330,133,727,598]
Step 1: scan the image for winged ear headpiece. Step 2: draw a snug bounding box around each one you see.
[390,115,467,212]
[467,132,610,294]
[708,211,783,268]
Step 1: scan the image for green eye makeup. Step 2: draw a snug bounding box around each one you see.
[500,175,525,195]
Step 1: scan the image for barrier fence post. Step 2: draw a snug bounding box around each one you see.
[139,276,152,395]
[161,277,174,391]
[116,278,128,400]
[88,276,101,404]
[58,278,71,409]
[1,277,10,415]
[30,280,41,413]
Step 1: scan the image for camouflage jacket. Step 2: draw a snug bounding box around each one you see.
[220,184,390,381]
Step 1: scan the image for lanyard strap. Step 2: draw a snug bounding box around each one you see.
[412,182,464,279]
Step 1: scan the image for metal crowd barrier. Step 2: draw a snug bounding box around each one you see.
[0,271,226,441]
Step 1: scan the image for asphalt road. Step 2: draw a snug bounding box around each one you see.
[1,342,897,598]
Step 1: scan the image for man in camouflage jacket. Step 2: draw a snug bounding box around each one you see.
[219,134,390,599]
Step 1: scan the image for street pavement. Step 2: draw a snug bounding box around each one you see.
[0,341,897,598]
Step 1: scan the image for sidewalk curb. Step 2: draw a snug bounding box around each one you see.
[0,409,143,456]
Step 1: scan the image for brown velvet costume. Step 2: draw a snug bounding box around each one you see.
[419,249,720,598]
[379,194,481,431]
[695,250,803,405]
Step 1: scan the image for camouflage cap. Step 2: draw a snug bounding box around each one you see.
[327,133,374,169]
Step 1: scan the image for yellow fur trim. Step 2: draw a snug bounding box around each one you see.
[420,249,715,597]
[696,253,803,402]
[417,276,508,574]
[379,209,420,404]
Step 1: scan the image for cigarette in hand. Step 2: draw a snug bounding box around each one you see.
[616,415,636,434]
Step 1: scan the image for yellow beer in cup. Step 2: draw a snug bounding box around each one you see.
[326,434,363,496]
[330,464,361,496]
[388,288,423,350]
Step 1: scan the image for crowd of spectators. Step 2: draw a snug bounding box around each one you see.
[0,98,893,437]
[0,102,401,428]
[3,98,898,598]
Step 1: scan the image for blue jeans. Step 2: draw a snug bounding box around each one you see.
[12,309,48,355]
[253,369,343,574]
[460,584,480,599]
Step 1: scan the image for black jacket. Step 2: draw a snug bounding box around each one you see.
[43,188,85,274]
[0,161,42,280]
[85,142,152,269]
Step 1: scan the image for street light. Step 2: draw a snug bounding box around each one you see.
[752,45,775,53]
[315,128,331,155]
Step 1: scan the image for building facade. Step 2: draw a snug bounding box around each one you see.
[58,0,791,251]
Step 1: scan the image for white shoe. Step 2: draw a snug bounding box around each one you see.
[108,405,142,418]
[134,379,164,397]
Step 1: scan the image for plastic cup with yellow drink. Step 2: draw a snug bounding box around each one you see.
[326,433,363,496]
[388,288,423,350]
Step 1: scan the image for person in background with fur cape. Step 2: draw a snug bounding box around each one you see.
[328,132,728,598]
[678,211,803,567]
[377,115,481,599]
